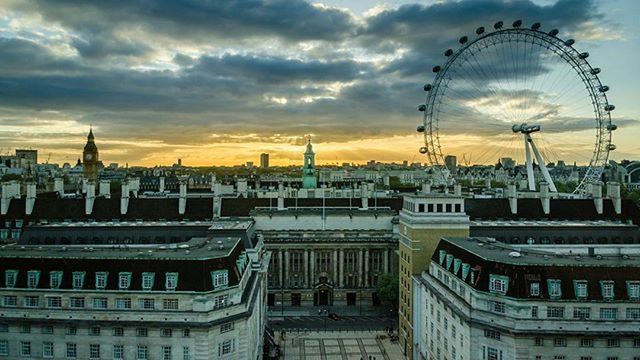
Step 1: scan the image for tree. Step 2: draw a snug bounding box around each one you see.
[376,273,399,309]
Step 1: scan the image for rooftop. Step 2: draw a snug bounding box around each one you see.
[470,219,634,228]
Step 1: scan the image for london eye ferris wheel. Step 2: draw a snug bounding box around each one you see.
[417,20,617,193]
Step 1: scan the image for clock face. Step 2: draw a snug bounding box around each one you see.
[85,154,93,161]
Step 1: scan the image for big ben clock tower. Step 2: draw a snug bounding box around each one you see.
[82,127,99,181]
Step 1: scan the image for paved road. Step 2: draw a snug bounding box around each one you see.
[269,315,397,331]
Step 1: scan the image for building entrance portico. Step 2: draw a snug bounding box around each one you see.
[313,277,334,306]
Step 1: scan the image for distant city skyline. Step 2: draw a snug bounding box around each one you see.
[0,0,638,166]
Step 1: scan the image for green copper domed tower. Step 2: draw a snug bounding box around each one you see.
[302,137,317,189]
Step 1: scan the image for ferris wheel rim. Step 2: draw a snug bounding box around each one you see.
[420,22,615,193]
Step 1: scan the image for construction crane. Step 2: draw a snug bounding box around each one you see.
[46,153,52,164]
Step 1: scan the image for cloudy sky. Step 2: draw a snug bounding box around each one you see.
[0,0,638,166]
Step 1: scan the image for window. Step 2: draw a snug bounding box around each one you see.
[137,345,148,360]
[19,324,30,333]
[27,270,40,288]
[42,326,54,334]
[553,338,567,347]
[547,306,564,318]
[634,338,640,347]
[162,346,172,360]
[213,294,228,309]
[218,339,235,356]
[141,272,155,290]
[0,340,7,356]
[70,297,85,308]
[163,298,179,310]
[182,328,190,337]
[165,272,179,290]
[573,307,591,319]
[531,306,538,318]
[4,270,18,288]
[600,307,618,320]
[548,279,562,298]
[489,275,508,295]
[483,346,501,360]
[24,296,39,307]
[43,342,54,358]
[606,338,620,347]
[2,295,17,306]
[20,341,31,357]
[136,327,148,337]
[580,338,593,347]
[113,327,124,336]
[183,346,190,360]
[211,270,229,289]
[93,297,108,309]
[66,343,77,358]
[115,298,131,309]
[72,272,85,289]
[628,308,640,320]
[574,280,588,299]
[221,322,234,333]
[530,282,540,296]
[601,281,615,300]
[89,326,101,336]
[628,281,640,300]
[488,301,505,313]
[484,328,500,340]
[47,296,62,308]
[118,272,132,290]
[113,345,124,360]
[49,271,63,289]
[89,344,100,359]
[553,357,566,360]
[66,326,77,335]
[0,323,6,332]
[161,328,172,337]
[95,272,108,289]
[139,298,154,310]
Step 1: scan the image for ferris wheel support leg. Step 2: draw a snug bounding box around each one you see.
[528,135,558,192]
[524,134,536,191]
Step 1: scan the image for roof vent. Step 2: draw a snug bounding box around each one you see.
[622,254,630,260]
[178,244,189,249]
[61,247,67,251]
[217,240,223,245]
[508,251,521,258]
[185,250,190,254]
[219,244,224,250]
[486,238,497,243]
[207,246,213,251]
[596,255,603,260]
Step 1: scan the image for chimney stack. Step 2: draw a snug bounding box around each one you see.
[120,181,129,215]
[159,176,165,193]
[590,183,603,214]
[25,182,36,216]
[361,183,369,210]
[422,181,431,194]
[507,182,518,214]
[540,181,550,215]
[212,181,222,218]
[178,178,187,215]
[454,184,462,196]
[85,181,96,215]
[607,182,622,215]
[99,180,111,198]
[54,178,64,196]
[485,178,491,189]
[277,182,285,210]
[2,181,20,215]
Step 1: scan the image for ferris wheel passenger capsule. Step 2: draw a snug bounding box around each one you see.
[418,104,426,112]
[599,85,609,93]
[419,147,429,154]
[591,68,601,75]
[607,144,617,151]
[565,39,575,46]
[432,66,441,73]
[459,36,468,44]
[444,49,453,57]
[531,22,541,30]
[424,84,432,91]
[604,104,615,111]
[494,21,504,29]
[512,20,523,28]
[476,27,485,35]
[579,52,589,59]
[417,125,426,133]
[549,29,559,36]
[607,124,618,131]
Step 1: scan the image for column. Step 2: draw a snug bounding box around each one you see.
[364,249,370,287]
[304,249,309,288]
[278,249,283,287]
[333,250,338,285]
[284,250,290,288]
[339,249,344,288]
[358,249,363,288]
[309,250,316,287]
[383,249,389,274]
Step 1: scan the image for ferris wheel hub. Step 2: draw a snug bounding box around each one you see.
[511,123,541,134]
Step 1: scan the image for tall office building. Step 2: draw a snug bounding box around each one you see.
[444,155,457,172]
[260,153,269,169]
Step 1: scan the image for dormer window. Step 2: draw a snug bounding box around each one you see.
[5,270,18,288]
[627,281,640,300]
[573,280,588,299]
[211,270,229,289]
[529,282,540,297]
[118,272,132,290]
[72,272,86,289]
[438,250,446,265]
[453,259,462,275]
[165,273,178,291]
[548,279,562,299]
[445,254,453,270]
[95,272,108,290]
[49,271,63,289]
[461,263,470,281]
[600,281,615,301]
[142,273,155,291]
[27,270,40,289]
[489,275,509,295]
